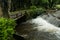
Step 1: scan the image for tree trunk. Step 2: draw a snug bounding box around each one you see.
[0,5,3,17]
[0,0,10,18]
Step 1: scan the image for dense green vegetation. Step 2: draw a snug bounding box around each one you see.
[1,0,60,18]
[0,18,16,40]
[11,0,60,11]
[10,0,60,22]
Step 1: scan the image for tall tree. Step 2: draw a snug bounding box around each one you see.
[0,0,10,18]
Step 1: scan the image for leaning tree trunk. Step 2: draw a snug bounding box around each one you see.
[0,0,10,18]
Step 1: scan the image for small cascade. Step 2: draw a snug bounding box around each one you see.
[16,16,60,40]
[27,16,60,40]
[41,13,60,27]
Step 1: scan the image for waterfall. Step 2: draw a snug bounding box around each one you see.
[41,13,60,27]
[26,16,60,40]
[28,16,60,32]
[16,16,60,40]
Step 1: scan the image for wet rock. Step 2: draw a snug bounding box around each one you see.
[13,34,25,40]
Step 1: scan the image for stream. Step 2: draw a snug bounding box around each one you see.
[16,10,60,40]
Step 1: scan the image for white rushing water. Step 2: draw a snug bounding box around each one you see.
[25,16,60,40]
[30,16,60,32]
[41,13,60,27]
[16,16,60,40]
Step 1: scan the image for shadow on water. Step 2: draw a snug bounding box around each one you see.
[13,34,26,40]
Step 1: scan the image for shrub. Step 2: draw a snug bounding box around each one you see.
[0,18,16,40]
[29,7,45,18]
[30,6,37,10]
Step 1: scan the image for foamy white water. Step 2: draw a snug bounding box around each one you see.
[26,16,60,40]
[30,16,60,33]
[16,16,60,40]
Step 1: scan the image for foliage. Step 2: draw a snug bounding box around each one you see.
[10,0,60,11]
[39,0,58,9]
[55,5,60,9]
[29,7,45,18]
[0,18,16,40]
[30,6,37,10]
